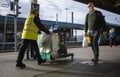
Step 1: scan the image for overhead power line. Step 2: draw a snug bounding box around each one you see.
[38,0,86,12]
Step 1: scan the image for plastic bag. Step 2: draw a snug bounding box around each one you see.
[37,32,59,60]
[86,36,91,44]
[51,33,59,58]
[37,33,52,60]
[82,36,88,48]
[38,33,51,53]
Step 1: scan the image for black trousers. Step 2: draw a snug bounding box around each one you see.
[17,39,42,63]
[88,31,101,57]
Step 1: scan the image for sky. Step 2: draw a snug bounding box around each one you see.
[0,0,120,36]
[0,0,120,25]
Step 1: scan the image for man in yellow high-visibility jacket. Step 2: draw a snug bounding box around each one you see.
[16,8,50,68]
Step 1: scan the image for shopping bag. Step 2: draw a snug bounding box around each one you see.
[51,33,59,58]
[37,33,52,60]
[37,32,60,60]
[86,36,91,44]
[38,33,51,53]
[82,36,88,48]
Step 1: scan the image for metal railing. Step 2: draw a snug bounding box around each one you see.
[0,42,21,52]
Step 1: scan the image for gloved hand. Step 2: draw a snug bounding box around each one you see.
[49,29,53,33]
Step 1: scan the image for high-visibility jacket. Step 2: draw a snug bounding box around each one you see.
[22,14,39,40]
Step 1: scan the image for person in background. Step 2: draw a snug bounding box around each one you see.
[109,28,117,47]
[16,8,50,68]
[84,2,107,63]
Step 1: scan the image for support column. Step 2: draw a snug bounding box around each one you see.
[71,12,74,41]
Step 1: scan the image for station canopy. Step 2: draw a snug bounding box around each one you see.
[74,0,120,14]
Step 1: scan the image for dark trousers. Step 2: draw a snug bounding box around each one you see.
[88,31,101,57]
[17,39,42,63]
[110,37,117,47]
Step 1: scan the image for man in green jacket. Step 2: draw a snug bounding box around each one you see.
[84,2,107,63]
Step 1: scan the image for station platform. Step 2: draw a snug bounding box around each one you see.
[0,46,120,77]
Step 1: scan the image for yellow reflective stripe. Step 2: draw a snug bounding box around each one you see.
[23,29,38,34]
[25,24,38,31]
[24,25,38,32]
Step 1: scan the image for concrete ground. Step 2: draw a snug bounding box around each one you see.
[0,46,120,77]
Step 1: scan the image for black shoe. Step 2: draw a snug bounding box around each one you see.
[16,62,26,68]
[38,61,42,65]
[38,59,46,65]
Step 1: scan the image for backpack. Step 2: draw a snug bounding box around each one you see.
[95,10,107,31]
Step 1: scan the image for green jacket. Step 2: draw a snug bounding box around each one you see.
[84,10,107,33]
